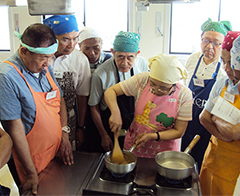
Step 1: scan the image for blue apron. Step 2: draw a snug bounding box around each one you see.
[181,54,221,171]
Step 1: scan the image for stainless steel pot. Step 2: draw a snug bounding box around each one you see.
[155,135,200,180]
[104,150,137,175]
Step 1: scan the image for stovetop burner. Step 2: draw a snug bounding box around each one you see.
[129,182,157,195]
[155,173,192,189]
[83,157,201,196]
[99,165,136,183]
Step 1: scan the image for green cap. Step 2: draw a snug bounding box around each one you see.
[113,31,140,53]
[201,18,232,36]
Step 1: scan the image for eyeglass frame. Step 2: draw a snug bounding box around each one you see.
[201,38,222,47]
[149,79,176,94]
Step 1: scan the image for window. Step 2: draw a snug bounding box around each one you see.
[170,0,239,54]
[0,7,10,51]
[74,0,128,51]
[45,0,128,51]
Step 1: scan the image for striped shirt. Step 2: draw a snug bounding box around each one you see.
[184,51,226,87]
[119,72,193,121]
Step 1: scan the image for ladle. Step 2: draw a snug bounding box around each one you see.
[111,132,124,164]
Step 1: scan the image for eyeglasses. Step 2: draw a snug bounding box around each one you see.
[201,38,222,47]
[149,79,175,94]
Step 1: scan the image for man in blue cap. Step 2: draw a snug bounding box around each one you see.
[181,18,232,171]
[87,31,149,153]
[0,23,73,195]
[43,15,91,150]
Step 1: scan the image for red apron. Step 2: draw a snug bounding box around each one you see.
[200,85,240,195]
[5,61,62,185]
[124,83,180,158]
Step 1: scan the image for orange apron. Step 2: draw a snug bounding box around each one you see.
[200,85,240,195]
[4,61,62,185]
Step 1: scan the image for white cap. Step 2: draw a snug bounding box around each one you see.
[78,27,101,43]
[231,35,240,70]
[149,54,188,84]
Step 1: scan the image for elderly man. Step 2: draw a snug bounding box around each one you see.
[78,27,112,74]
[88,31,149,153]
[199,33,240,196]
[181,18,232,171]
[0,23,73,194]
[77,27,112,151]
[43,15,91,149]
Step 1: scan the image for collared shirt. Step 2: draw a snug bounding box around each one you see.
[89,51,112,74]
[50,49,91,96]
[88,56,149,111]
[205,75,240,123]
[184,51,226,86]
[0,51,63,134]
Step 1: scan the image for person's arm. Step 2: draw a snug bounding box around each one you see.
[3,119,38,195]
[76,95,88,148]
[104,83,125,135]
[211,115,240,141]
[199,109,230,141]
[0,128,12,169]
[58,97,74,165]
[133,119,188,148]
[90,104,113,151]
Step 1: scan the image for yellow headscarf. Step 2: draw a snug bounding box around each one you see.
[148,54,188,84]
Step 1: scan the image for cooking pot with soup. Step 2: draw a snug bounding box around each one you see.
[104,150,137,175]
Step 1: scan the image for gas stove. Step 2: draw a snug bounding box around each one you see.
[83,156,202,196]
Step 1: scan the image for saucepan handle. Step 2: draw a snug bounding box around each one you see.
[184,135,201,154]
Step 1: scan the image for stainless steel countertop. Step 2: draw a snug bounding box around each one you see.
[31,151,103,195]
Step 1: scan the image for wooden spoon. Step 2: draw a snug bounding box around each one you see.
[111,132,124,164]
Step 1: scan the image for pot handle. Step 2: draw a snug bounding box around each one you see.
[183,134,201,154]
[129,143,136,152]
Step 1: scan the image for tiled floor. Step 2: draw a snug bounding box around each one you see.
[0,164,19,196]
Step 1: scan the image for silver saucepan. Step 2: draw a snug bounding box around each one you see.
[155,135,200,180]
[104,148,137,175]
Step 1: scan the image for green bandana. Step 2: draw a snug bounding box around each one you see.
[14,31,58,54]
[201,18,232,36]
[113,31,140,53]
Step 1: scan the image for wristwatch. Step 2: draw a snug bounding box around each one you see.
[62,126,71,133]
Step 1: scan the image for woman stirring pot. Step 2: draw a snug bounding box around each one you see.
[104,54,193,158]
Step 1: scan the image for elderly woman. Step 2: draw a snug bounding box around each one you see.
[104,54,193,158]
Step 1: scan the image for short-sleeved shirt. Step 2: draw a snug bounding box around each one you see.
[50,49,91,96]
[0,51,63,135]
[89,51,112,74]
[184,51,226,87]
[88,56,149,111]
[205,75,240,123]
[119,72,193,121]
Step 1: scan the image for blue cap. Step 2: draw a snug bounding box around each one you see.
[43,15,79,35]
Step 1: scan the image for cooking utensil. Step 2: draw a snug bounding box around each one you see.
[128,131,146,152]
[128,143,136,152]
[111,132,124,164]
[104,150,137,175]
[155,135,200,180]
